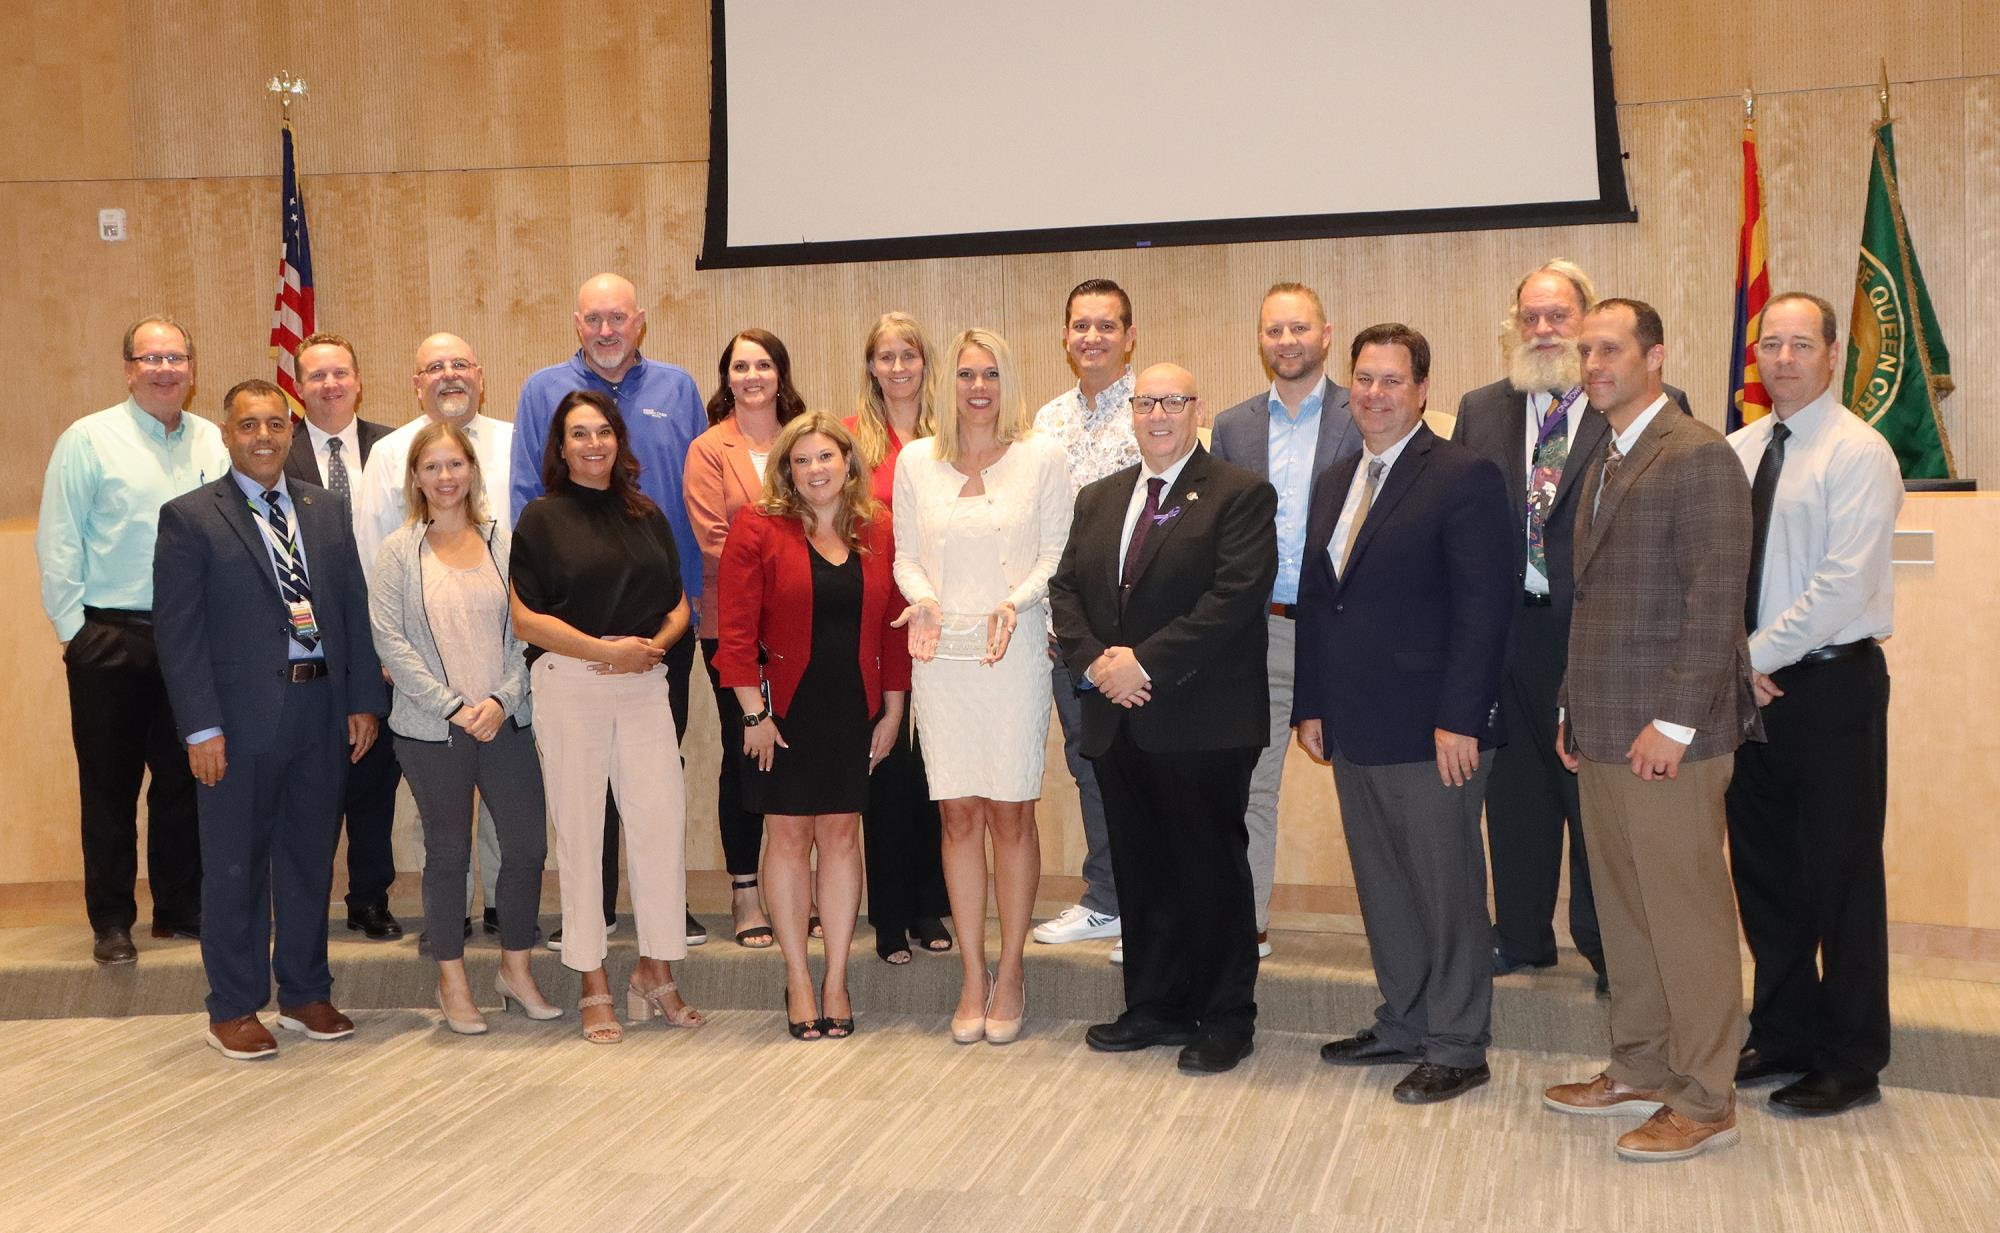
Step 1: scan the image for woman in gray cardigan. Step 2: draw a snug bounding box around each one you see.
[370,421,556,1033]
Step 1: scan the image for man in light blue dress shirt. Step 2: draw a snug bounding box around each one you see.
[36,317,227,965]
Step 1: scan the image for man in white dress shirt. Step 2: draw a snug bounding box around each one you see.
[1724,292,1904,1116]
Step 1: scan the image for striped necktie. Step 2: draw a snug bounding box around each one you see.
[260,489,318,651]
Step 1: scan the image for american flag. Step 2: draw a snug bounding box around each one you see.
[268,119,316,410]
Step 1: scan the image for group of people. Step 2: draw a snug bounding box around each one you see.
[37,261,1902,1162]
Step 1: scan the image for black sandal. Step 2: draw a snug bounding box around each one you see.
[818,1015,855,1039]
[912,916,954,953]
[876,929,913,965]
[732,875,774,948]
[784,984,821,1041]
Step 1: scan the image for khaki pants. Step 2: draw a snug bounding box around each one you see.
[1577,753,1744,1121]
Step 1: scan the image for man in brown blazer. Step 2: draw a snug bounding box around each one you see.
[1544,299,1760,1161]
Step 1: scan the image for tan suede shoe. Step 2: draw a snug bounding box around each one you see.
[1543,1072,1667,1117]
[1615,1102,1740,1161]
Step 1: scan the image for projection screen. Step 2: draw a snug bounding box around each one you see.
[698,0,1633,269]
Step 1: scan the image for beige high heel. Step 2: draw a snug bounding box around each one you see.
[494,968,562,1021]
[436,987,488,1036]
[985,975,1025,1045]
[950,969,990,1044]
[628,979,705,1028]
[578,993,623,1044]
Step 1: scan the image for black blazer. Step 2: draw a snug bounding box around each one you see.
[153,475,387,753]
[284,416,391,487]
[1451,379,1691,623]
[1291,424,1517,767]
[1049,446,1278,758]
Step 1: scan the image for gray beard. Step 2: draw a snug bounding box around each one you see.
[1506,343,1581,394]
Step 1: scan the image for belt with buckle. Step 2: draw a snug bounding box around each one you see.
[1268,603,1297,619]
[83,606,153,627]
[286,659,331,683]
[1522,592,1553,608]
[1791,639,1877,669]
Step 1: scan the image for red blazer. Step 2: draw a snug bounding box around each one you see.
[713,505,912,718]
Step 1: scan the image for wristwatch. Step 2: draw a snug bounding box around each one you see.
[742,709,771,728]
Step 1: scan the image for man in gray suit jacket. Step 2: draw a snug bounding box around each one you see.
[285,333,404,942]
[1451,261,1693,995]
[155,379,387,1061]
[1208,283,1362,952]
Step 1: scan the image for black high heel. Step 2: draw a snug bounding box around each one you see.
[784,984,822,1041]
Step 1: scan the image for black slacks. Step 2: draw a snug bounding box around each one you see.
[862,709,949,937]
[1726,643,1892,1080]
[64,609,201,931]
[1485,601,1603,970]
[699,636,765,876]
[338,725,400,910]
[1093,727,1260,1037]
[597,631,696,917]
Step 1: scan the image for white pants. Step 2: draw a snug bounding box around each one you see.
[530,654,688,973]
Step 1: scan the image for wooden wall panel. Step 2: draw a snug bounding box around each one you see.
[0,2,135,182]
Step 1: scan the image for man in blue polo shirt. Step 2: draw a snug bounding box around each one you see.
[511,272,708,948]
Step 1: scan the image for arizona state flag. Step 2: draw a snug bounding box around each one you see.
[1726,109,1771,431]
[1844,116,1954,478]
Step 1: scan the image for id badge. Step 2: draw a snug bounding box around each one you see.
[287,599,322,644]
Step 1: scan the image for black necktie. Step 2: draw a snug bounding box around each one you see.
[1745,420,1791,633]
[1122,477,1165,591]
[261,489,318,651]
[325,436,351,504]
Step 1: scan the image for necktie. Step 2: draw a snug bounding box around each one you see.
[261,489,318,651]
[1338,459,1385,577]
[325,436,351,504]
[1745,420,1791,633]
[1525,392,1572,577]
[1121,477,1165,590]
[1591,442,1625,524]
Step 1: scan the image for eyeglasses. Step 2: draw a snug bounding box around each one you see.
[1518,308,1576,330]
[1129,394,1197,414]
[129,353,191,368]
[418,359,481,377]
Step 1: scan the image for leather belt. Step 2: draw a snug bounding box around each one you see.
[286,659,331,683]
[1522,592,1553,608]
[83,606,153,627]
[1268,603,1297,619]
[1792,639,1877,669]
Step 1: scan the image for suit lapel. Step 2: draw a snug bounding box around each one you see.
[1340,425,1433,585]
[1553,405,1609,513]
[1316,380,1361,473]
[215,478,286,607]
[1575,408,1675,568]
[1502,392,1531,504]
[1127,448,1208,589]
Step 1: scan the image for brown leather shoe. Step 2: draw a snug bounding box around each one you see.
[206,1014,278,1060]
[1615,1102,1739,1161]
[1543,1072,1667,1117]
[276,1001,355,1041]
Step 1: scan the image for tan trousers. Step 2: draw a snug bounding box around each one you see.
[531,654,688,973]
[1577,753,1744,1122]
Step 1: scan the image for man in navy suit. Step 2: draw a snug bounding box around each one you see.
[1293,324,1516,1103]
[1051,363,1278,1075]
[1209,282,1363,956]
[285,332,404,942]
[155,379,387,1060]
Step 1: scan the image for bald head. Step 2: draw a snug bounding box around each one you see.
[575,273,646,381]
[412,333,485,426]
[1131,363,1202,470]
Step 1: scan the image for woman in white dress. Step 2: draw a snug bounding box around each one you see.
[892,328,1072,1045]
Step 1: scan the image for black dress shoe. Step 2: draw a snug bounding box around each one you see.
[92,927,137,965]
[1320,1028,1421,1066]
[150,916,201,940]
[345,903,404,941]
[1770,1071,1881,1116]
[1736,1044,1810,1085]
[1594,971,1611,999]
[1178,1034,1254,1074]
[1491,947,1557,977]
[482,907,500,935]
[1085,1014,1197,1052]
[685,910,708,946]
[1393,1062,1492,1104]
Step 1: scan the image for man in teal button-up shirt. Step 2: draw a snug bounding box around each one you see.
[35,317,227,966]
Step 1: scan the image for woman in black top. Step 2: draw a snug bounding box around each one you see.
[510,390,703,1044]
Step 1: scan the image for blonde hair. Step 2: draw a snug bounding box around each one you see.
[852,313,937,469]
[933,328,1030,465]
[759,413,879,552]
[402,420,491,525]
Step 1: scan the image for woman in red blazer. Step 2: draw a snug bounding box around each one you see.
[714,412,911,1040]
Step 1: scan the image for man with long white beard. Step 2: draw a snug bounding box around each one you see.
[1451,261,1690,997]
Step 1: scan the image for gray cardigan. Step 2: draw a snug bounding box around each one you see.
[369,520,531,741]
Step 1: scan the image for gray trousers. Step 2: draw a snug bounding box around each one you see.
[1329,749,1495,1068]
[396,722,548,959]
[1050,650,1117,915]
[1241,614,1294,931]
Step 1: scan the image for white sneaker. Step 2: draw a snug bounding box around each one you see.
[1258,931,1273,959]
[1109,939,1124,965]
[1033,904,1122,944]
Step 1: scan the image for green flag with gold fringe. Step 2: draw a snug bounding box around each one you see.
[1843,115,1955,479]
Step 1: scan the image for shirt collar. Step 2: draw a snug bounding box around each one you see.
[1364,421,1423,469]
[230,468,291,502]
[122,397,184,442]
[1079,367,1135,419]
[301,416,355,452]
[567,349,648,391]
[1770,385,1837,443]
[1610,394,1671,454]
[1266,380,1325,423]
[1141,446,1197,489]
